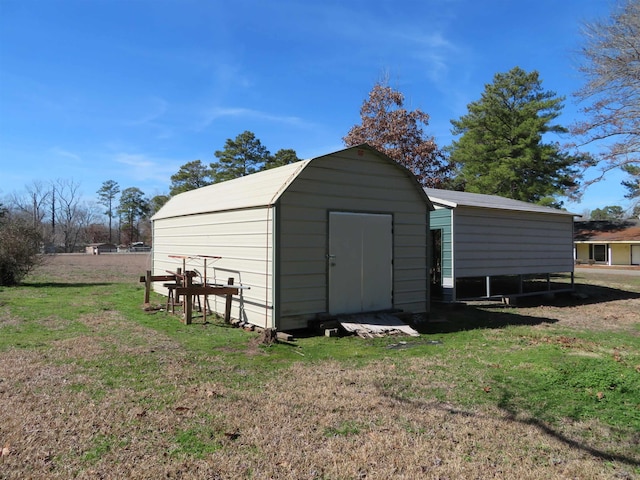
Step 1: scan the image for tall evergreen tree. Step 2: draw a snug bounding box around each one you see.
[117,187,148,244]
[264,148,301,170]
[169,160,211,196]
[590,205,625,221]
[210,131,271,183]
[149,194,170,216]
[447,67,587,206]
[97,180,120,243]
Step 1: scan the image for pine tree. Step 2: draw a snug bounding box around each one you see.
[169,160,211,196]
[211,131,271,183]
[447,67,587,206]
[97,180,120,243]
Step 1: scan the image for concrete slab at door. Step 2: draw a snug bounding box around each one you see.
[328,212,392,315]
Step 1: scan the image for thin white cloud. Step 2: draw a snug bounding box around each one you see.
[50,146,82,162]
[113,152,178,186]
[121,97,174,140]
[114,153,156,169]
[198,107,311,131]
[125,97,169,127]
[394,29,462,84]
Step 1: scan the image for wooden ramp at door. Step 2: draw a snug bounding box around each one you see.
[338,312,420,338]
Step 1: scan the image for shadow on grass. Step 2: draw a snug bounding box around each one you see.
[496,391,640,469]
[381,391,640,469]
[420,282,640,335]
[448,277,640,307]
[19,282,114,288]
[419,304,559,334]
[559,282,640,306]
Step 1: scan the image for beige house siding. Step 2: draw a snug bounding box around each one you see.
[575,243,590,263]
[611,244,631,265]
[574,243,637,265]
[573,220,640,266]
[453,207,574,278]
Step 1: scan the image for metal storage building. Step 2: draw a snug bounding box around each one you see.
[152,145,433,331]
[425,188,576,302]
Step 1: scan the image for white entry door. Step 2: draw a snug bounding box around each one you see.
[632,245,640,265]
[328,212,393,315]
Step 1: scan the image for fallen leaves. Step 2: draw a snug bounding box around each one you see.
[1,442,10,463]
[223,431,240,441]
[206,389,223,398]
[612,349,622,362]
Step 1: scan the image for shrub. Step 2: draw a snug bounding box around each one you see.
[0,213,43,286]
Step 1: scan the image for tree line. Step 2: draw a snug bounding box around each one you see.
[1,0,638,285]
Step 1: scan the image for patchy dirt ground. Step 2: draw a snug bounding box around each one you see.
[33,252,153,283]
[1,254,638,479]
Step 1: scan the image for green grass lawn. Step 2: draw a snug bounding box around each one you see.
[0,259,638,479]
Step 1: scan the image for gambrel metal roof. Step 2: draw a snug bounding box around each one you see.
[424,188,576,216]
[153,145,432,221]
[152,160,311,220]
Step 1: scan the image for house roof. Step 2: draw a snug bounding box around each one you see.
[153,144,432,221]
[574,219,640,242]
[424,188,576,216]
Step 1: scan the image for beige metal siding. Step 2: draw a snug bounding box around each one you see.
[453,207,574,277]
[276,149,429,330]
[152,208,274,328]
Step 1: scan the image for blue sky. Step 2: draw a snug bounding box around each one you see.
[0,0,631,215]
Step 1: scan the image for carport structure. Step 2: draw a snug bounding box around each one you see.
[425,188,576,302]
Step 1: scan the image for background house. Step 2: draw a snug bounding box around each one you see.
[151,145,433,331]
[425,188,576,302]
[574,219,640,266]
[85,243,117,254]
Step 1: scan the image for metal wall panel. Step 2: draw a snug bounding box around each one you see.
[152,208,274,329]
[452,207,574,277]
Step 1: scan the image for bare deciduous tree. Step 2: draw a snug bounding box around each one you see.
[571,0,640,198]
[9,181,50,229]
[54,179,93,252]
[344,81,449,187]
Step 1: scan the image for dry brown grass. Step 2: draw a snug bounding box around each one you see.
[3,352,634,479]
[34,252,153,283]
[1,254,638,479]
